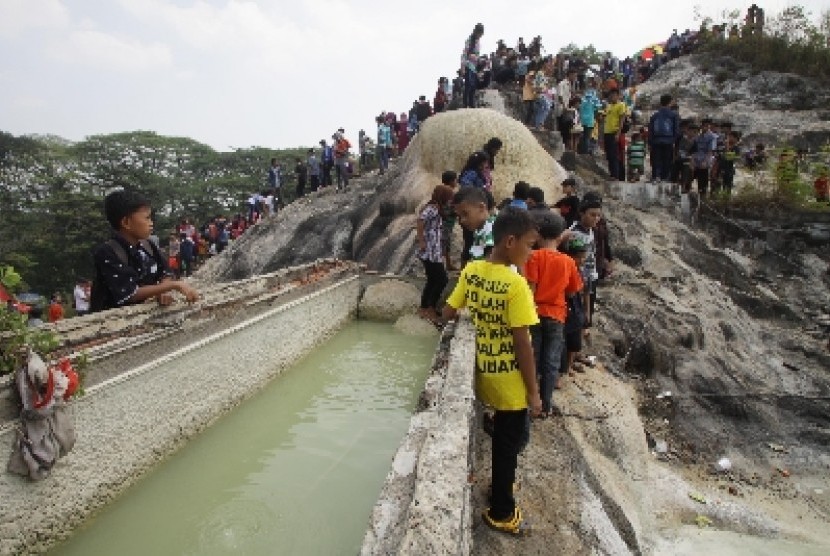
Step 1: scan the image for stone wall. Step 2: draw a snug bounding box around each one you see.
[0,264,362,555]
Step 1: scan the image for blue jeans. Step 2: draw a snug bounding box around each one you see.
[580,126,594,154]
[464,67,478,108]
[534,97,551,128]
[376,145,389,172]
[530,317,564,413]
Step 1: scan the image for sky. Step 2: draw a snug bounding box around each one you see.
[1,0,826,152]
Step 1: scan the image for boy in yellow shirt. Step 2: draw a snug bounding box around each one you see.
[442,207,542,535]
[603,88,628,181]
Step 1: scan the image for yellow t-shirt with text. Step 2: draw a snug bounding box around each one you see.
[446,260,539,410]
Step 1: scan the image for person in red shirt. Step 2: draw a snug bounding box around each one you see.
[525,212,583,415]
[48,294,65,322]
[333,129,352,190]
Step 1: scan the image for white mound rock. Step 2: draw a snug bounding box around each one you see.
[359,279,421,322]
[400,108,568,206]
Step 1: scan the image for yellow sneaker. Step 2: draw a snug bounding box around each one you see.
[482,507,531,536]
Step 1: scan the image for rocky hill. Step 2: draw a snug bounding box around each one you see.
[198,108,567,281]
[636,54,830,152]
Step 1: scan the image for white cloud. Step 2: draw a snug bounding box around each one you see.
[47,29,173,72]
[0,0,70,38]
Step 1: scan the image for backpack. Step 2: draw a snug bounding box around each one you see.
[653,111,674,138]
[89,239,157,313]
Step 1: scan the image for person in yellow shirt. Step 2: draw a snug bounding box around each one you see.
[603,88,628,181]
[443,207,541,536]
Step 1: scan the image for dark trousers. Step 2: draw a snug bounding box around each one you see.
[420,259,448,310]
[322,162,333,186]
[523,100,534,124]
[694,168,710,195]
[464,67,478,108]
[652,143,674,181]
[530,318,564,413]
[296,178,306,198]
[490,409,530,520]
[309,175,320,192]
[722,172,735,194]
[604,133,620,180]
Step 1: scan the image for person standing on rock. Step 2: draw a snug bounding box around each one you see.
[416,185,455,325]
[578,77,602,154]
[533,57,555,131]
[307,148,320,192]
[461,23,484,108]
[319,139,334,188]
[268,158,282,208]
[294,157,307,199]
[648,94,680,182]
[602,89,628,181]
[442,207,541,536]
[526,212,583,411]
[333,129,352,191]
[375,116,392,175]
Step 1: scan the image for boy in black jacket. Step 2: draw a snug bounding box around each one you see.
[90,190,199,313]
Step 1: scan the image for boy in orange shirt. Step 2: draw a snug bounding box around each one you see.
[525,212,583,416]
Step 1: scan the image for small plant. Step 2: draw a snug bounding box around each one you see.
[0,306,60,377]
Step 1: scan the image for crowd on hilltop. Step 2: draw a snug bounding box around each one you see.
[408,16,799,537]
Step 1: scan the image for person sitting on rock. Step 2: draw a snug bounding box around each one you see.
[442,207,541,536]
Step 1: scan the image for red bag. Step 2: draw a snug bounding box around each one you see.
[168,255,179,270]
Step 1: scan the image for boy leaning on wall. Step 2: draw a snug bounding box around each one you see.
[90,189,199,313]
[442,207,541,536]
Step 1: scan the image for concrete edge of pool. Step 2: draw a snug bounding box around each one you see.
[0,261,445,555]
[360,319,476,556]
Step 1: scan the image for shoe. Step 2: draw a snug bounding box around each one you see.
[482,507,531,536]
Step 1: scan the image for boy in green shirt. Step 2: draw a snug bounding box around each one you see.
[627,132,647,181]
[443,207,542,535]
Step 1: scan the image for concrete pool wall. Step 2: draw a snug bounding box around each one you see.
[0,259,477,555]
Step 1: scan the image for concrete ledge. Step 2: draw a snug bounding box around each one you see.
[0,260,359,424]
[361,318,476,555]
[0,274,361,555]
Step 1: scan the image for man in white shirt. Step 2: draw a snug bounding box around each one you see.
[73,279,91,316]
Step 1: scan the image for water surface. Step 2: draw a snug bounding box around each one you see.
[51,321,436,556]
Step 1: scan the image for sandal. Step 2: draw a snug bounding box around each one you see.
[482,507,531,536]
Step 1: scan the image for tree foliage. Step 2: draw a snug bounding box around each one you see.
[0,130,307,296]
[697,4,830,82]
